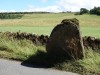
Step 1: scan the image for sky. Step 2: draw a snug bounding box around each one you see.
[0,0,100,12]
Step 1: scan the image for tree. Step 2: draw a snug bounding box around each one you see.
[90,7,100,15]
[79,8,89,15]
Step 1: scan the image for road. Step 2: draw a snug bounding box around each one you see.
[0,59,80,75]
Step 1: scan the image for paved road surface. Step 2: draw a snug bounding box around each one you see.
[0,59,80,75]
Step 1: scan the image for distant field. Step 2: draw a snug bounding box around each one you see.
[0,13,100,37]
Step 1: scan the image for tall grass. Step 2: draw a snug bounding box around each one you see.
[54,49,100,75]
[0,34,45,61]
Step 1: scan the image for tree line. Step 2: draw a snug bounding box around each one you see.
[0,12,51,19]
[0,13,23,19]
[75,7,100,15]
[0,7,99,19]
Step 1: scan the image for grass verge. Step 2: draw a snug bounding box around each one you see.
[0,34,45,61]
[0,34,100,75]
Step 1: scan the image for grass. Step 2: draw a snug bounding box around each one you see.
[0,26,100,37]
[0,34,100,75]
[0,13,100,37]
[0,13,100,27]
[0,13,100,75]
[0,35,100,75]
[0,34,45,61]
[81,26,100,38]
[0,26,54,35]
[55,49,100,75]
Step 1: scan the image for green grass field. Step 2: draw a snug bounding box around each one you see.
[0,13,100,75]
[0,26,100,37]
[0,13,100,37]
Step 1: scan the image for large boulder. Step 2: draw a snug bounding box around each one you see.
[46,18,84,60]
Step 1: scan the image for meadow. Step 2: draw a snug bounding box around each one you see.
[0,13,100,75]
[0,13,100,37]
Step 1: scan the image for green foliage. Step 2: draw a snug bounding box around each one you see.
[90,7,100,15]
[0,13,23,19]
[74,12,80,15]
[76,7,100,16]
[80,8,89,15]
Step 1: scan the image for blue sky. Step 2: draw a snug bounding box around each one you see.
[0,0,57,12]
[0,0,100,12]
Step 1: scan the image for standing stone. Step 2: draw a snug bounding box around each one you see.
[46,18,84,60]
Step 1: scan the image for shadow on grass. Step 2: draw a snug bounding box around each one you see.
[21,50,67,68]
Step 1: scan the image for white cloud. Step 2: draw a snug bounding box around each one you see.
[9,10,16,12]
[0,0,100,12]
[57,0,100,12]
[0,10,7,12]
[0,10,16,12]
[25,5,62,13]
[26,0,100,12]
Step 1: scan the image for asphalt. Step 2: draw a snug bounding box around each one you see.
[0,59,80,75]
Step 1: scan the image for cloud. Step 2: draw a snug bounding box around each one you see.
[0,10,16,12]
[9,10,16,12]
[0,10,7,12]
[26,0,100,12]
[0,0,100,12]
[57,0,100,12]
[25,5,62,12]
